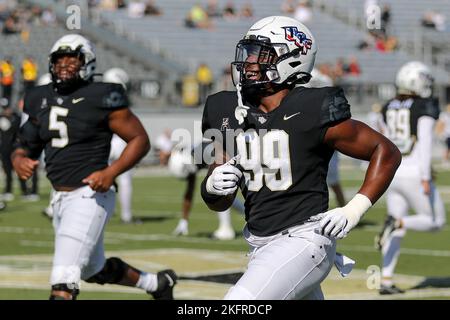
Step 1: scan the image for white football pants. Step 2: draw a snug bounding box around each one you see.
[382,175,446,279]
[386,176,446,231]
[117,170,133,222]
[225,220,336,300]
[50,186,115,286]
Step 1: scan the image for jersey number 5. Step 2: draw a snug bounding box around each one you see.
[49,106,69,148]
[236,129,292,192]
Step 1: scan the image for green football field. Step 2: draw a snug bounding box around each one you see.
[0,163,449,300]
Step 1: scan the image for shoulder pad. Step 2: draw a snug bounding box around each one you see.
[95,83,129,109]
[23,85,51,117]
[319,87,351,127]
[202,91,237,133]
[420,97,440,120]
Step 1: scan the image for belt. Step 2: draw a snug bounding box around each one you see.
[53,186,78,192]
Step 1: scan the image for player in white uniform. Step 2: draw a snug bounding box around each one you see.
[376,61,446,294]
[104,68,139,224]
[169,143,245,239]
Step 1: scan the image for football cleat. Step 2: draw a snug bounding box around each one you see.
[22,194,40,202]
[172,219,188,236]
[1,193,14,202]
[149,269,178,300]
[375,215,397,250]
[42,205,53,220]
[379,284,405,295]
[212,226,235,240]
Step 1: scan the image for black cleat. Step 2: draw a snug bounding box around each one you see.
[375,215,397,251]
[150,269,178,300]
[379,284,405,295]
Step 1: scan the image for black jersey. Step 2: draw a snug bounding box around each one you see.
[18,82,128,188]
[192,141,214,171]
[381,97,439,155]
[202,86,351,236]
[0,110,21,153]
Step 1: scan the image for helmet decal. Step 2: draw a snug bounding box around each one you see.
[283,26,313,54]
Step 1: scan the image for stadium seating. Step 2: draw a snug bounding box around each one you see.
[97,0,449,85]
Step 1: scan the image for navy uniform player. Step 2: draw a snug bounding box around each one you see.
[375,61,446,294]
[200,16,401,300]
[12,34,177,300]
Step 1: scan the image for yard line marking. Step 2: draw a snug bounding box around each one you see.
[2,226,450,256]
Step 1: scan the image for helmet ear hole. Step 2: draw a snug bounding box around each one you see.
[289,61,301,68]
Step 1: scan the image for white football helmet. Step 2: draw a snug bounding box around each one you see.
[231,16,317,89]
[395,61,434,98]
[168,148,198,179]
[304,68,333,88]
[49,34,96,84]
[103,68,130,90]
[37,73,52,86]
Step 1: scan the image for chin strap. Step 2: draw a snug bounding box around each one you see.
[234,83,250,125]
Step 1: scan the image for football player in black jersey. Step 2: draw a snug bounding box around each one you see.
[12,34,177,300]
[375,61,446,295]
[200,16,401,299]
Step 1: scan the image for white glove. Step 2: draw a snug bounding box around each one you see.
[173,218,188,236]
[319,194,372,239]
[206,156,242,196]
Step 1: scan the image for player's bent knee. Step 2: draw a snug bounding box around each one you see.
[85,257,127,285]
[50,283,79,300]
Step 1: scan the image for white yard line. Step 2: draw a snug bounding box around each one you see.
[2,226,449,255]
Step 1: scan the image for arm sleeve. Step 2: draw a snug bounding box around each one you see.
[417,116,435,181]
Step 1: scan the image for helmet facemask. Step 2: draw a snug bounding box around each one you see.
[49,48,85,90]
[232,38,296,94]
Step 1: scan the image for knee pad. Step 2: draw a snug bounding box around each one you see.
[50,283,79,300]
[85,257,127,285]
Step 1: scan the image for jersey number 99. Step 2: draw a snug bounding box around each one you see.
[236,130,292,192]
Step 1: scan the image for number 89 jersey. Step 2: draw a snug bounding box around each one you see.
[381,97,440,155]
[19,82,128,188]
[202,86,351,237]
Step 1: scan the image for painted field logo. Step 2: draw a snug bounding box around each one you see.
[283,26,312,55]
